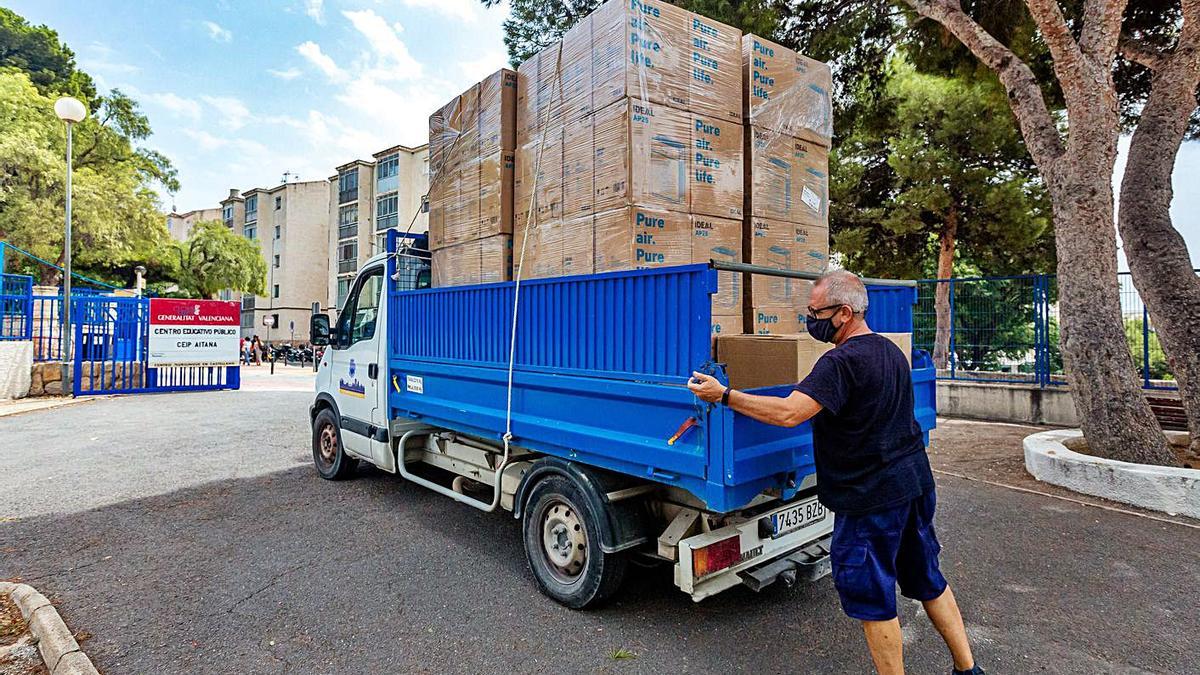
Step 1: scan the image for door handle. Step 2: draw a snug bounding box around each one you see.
[368,363,379,380]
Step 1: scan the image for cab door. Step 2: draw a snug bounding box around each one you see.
[330,265,384,460]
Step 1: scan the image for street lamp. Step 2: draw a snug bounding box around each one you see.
[55,96,87,393]
[134,265,147,298]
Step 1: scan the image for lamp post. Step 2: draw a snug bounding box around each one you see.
[134,265,147,298]
[55,96,87,393]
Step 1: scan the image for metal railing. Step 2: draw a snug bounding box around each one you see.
[915,272,1183,390]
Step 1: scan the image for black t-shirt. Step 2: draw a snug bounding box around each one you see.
[793,333,934,515]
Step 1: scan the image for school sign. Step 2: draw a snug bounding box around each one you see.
[148,298,240,367]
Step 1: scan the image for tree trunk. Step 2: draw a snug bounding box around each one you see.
[1118,25,1200,457]
[932,207,958,369]
[1046,148,1177,466]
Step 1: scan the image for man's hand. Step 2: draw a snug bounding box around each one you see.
[688,371,726,403]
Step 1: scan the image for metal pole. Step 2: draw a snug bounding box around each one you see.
[1142,302,1151,389]
[948,278,956,380]
[61,121,74,394]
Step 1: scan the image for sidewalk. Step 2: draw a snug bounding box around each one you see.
[0,395,91,418]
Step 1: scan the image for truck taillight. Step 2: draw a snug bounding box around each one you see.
[692,535,741,579]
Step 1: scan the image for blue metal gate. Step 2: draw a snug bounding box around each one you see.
[72,295,239,396]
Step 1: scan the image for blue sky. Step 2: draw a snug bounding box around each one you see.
[9,0,510,206]
[9,0,1200,270]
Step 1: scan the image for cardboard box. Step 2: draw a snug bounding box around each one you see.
[691,215,742,315]
[515,128,564,227]
[593,206,691,273]
[480,151,515,237]
[591,0,690,113]
[516,53,538,138]
[711,313,742,353]
[593,98,691,214]
[742,34,833,148]
[537,43,566,132]
[479,68,517,157]
[791,219,829,272]
[561,16,594,122]
[717,333,833,389]
[690,113,742,219]
[480,234,513,284]
[562,214,595,276]
[879,332,913,366]
[432,238,478,287]
[748,303,807,335]
[745,126,829,224]
[745,216,819,306]
[688,12,743,122]
[563,123,594,218]
[513,218,563,279]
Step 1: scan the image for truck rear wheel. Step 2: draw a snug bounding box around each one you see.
[312,408,356,480]
[522,476,627,609]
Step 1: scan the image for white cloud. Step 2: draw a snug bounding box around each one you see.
[268,67,303,81]
[182,128,229,151]
[402,0,479,22]
[202,21,233,43]
[79,42,140,81]
[147,92,202,121]
[459,50,508,82]
[297,41,347,82]
[303,0,325,24]
[342,9,423,79]
[202,95,252,130]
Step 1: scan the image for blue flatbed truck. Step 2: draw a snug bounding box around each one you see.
[309,230,936,608]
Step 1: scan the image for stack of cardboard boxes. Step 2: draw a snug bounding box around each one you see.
[512,0,745,331]
[428,69,517,286]
[740,34,833,334]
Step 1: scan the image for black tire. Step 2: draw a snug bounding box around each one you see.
[312,408,357,480]
[522,475,628,609]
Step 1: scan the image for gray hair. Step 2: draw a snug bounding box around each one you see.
[815,270,869,314]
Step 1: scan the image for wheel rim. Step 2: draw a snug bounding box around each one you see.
[540,498,588,584]
[317,422,338,468]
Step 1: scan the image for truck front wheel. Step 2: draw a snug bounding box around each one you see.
[522,476,627,609]
[312,408,357,480]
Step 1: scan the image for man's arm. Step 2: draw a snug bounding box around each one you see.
[687,372,823,428]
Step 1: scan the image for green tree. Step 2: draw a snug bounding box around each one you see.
[836,59,1052,366]
[0,72,172,286]
[166,221,266,299]
[0,6,96,100]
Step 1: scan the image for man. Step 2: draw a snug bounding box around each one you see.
[688,270,982,675]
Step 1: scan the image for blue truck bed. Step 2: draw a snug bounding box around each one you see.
[385,250,936,513]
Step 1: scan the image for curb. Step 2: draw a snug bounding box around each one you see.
[1023,429,1200,519]
[0,582,99,675]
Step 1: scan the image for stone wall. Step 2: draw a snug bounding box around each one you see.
[28,361,65,397]
[0,341,34,399]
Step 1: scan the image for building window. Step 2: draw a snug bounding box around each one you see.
[274,225,281,239]
[273,254,280,268]
[338,240,358,274]
[243,224,257,240]
[222,204,234,228]
[376,153,399,194]
[421,195,429,213]
[273,284,280,299]
[336,277,351,309]
[242,296,256,310]
[275,196,282,210]
[375,194,399,230]
[338,169,359,204]
[338,204,358,239]
[244,195,258,222]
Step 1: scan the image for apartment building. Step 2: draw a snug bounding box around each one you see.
[219,188,245,232]
[165,207,222,241]
[329,144,430,310]
[238,180,331,342]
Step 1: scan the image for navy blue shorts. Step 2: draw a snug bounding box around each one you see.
[830,491,948,621]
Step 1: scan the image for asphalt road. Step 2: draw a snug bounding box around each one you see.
[1,388,1197,674]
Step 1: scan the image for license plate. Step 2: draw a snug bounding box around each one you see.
[771,497,827,538]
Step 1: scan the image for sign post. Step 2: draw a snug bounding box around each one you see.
[148,299,240,367]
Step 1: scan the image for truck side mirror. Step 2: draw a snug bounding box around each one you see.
[310,313,332,346]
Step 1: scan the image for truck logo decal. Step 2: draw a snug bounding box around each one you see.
[340,359,365,398]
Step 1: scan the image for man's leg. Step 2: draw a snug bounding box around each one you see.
[861,618,905,675]
[922,585,974,671]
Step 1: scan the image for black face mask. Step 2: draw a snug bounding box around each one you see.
[805,314,840,343]
[805,304,847,343]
